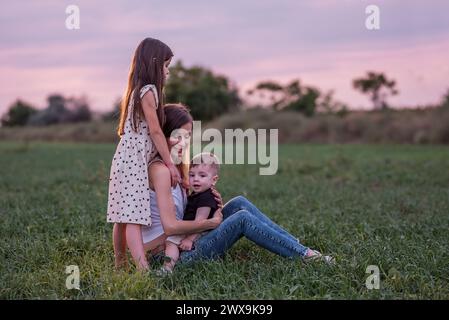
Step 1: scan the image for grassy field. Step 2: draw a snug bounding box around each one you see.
[1,141,448,299]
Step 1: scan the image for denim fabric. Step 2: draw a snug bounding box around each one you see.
[179,196,309,264]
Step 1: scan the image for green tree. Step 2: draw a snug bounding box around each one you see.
[247,79,345,116]
[165,61,241,121]
[1,100,37,126]
[353,71,398,109]
[440,88,449,108]
[284,86,320,116]
[247,81,286,110]
[65,96,92,122]
[317,90,348,117]
[28,94,92,125]
[28,94,68,125]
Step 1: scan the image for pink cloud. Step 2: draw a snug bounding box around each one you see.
[0,65,125,112]
[219,34,449,109]
[1,1,449,116]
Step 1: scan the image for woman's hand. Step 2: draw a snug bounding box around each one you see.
[211,186,223,208]
[209,208,223,228]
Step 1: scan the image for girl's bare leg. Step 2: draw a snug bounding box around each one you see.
[113,223,128,270]
[126,224,149,271]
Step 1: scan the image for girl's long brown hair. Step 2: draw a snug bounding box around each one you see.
[117,38,173,136]
[163,103,193,189]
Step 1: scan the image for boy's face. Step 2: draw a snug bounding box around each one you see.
[189,164,218,193]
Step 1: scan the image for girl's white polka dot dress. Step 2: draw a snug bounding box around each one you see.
[107,84,160,226]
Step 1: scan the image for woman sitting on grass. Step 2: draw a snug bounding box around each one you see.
[133,104,334,272]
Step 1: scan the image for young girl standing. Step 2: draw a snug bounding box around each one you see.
[107,38,180,271]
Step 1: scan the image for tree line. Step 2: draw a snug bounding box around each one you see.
[1,60,447,127]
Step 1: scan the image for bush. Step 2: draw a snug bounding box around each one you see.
[1,100,37,127]
[207,107,449,144]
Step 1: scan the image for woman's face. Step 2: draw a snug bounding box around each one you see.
[163,57,172,84]
[168,121,192,164]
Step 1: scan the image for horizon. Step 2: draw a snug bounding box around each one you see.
[1,0,449,115]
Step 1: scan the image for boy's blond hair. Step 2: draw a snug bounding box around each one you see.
[190,152,220,176]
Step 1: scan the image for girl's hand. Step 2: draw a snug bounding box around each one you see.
[167,137,180,148]
[181,180,190,190]
[211,186,223,209]
[167,163,181,188]
[165,138,181,187]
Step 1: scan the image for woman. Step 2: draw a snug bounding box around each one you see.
[141,104,333,270]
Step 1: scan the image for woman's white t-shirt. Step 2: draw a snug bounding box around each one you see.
[141,183,187,244]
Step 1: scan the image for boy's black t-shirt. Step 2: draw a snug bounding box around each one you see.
[183,188,218,221]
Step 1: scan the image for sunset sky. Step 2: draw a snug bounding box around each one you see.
[1,0,449,115]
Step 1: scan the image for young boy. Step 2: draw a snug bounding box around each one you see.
[162,152,220,273]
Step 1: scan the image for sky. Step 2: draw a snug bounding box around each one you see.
[1,0,449,115]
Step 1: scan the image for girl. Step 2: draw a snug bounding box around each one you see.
[106,38,181,271]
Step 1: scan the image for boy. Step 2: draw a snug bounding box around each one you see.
[162,152,220,273]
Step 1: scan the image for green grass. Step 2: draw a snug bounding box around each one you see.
[1,141,449,299]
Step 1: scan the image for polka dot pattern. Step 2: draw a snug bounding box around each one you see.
[106,84,159,226]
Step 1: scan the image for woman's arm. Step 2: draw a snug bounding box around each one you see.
[179,207,211,250]
[141,92,180,187]
[149,162,222,236]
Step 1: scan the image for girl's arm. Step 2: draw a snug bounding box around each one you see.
[149,162,222,236]
[141,91,180,187]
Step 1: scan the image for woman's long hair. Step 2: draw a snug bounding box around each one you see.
[117,38,173,137]
[163,103,193,189]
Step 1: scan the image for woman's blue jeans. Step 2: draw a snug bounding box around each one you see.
[179,196,309,264]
